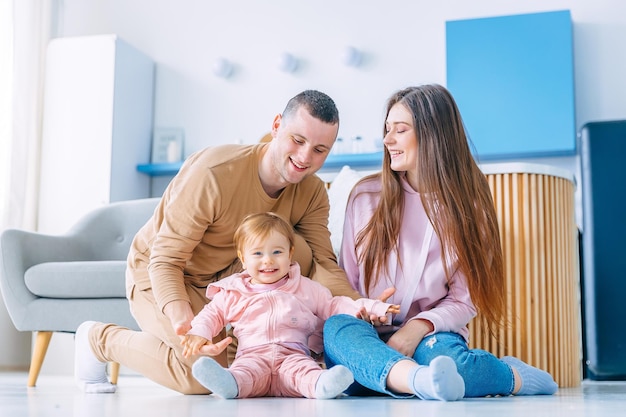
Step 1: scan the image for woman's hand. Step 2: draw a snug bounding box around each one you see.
[363,287,397,326]
[386,304,401,315]
[355,287,398,325]
[386,319,433,357]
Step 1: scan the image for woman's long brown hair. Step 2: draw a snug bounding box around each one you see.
[355,84,506,336]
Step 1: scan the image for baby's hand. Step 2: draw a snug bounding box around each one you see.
[181,334,209,358]
[181,334,233,358]
[356,305,400,326]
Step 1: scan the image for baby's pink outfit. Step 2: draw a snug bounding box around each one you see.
[188,262,391,398]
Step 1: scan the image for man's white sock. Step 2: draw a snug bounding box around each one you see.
[74,321,116,393]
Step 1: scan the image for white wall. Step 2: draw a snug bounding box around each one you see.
[53,0,626,157]
[36,0,626,376]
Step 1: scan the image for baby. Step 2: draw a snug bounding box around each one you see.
[181,212,399,399]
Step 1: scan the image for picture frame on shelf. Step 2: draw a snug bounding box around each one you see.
[151,128,184,163]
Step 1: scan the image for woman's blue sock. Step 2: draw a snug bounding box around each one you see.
[501,356,558,395]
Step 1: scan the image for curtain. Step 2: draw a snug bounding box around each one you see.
[0,0,54,370]
[0,1,14,228]
[1,0,54,231]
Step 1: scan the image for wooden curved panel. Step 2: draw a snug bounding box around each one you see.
[469,171,581,387]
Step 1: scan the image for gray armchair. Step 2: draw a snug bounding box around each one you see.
[0,197,160,386]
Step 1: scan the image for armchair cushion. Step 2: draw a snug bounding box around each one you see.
[25,260,127,298]
[0,197,160,333]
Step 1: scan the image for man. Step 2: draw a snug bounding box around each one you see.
[75,90,360,394]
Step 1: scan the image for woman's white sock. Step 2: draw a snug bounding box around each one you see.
[409,356,465,401]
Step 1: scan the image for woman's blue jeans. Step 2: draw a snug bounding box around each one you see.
[323,314,515,398]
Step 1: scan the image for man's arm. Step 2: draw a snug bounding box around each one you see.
[294,179,361,299]
[310,261,361,300]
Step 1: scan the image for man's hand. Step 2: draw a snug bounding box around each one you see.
[164,300,195,338]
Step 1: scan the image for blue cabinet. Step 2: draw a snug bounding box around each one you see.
[446,10,576,160]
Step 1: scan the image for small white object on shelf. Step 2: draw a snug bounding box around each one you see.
[152,128,184,163]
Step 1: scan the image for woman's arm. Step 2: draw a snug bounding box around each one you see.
[386,318,434,357]
[413,269,476,335]
[387,270,475,357]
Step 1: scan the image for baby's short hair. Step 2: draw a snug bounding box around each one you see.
[234,212,295,254]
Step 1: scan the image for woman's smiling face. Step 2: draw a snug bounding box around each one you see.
[383,103,418,189]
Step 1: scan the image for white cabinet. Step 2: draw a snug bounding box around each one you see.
[38,34,154,234]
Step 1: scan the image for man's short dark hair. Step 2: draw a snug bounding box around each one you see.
[282,90,339,125]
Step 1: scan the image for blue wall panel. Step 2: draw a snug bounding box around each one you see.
[446,10,576,160]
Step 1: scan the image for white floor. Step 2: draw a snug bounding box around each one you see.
[1,372,625,417]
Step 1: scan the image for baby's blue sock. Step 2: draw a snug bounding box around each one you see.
[315,365,354,399]
[501,356,558,395]
[409,356,465,401]
[192,357,238,399]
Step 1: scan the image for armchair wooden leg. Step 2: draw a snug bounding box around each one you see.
[109,362,120,385]
[27,331,53,387]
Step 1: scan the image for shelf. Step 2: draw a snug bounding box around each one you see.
[321,151,383,170]
[136,162,183,176]
[136,152,383,177]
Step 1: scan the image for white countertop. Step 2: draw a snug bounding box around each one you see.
[479,162,575,183]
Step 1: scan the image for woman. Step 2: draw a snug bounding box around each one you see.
[323,84,558,399]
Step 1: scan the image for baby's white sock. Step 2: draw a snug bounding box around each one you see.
[192,357,238,399]
[315,365,354,399]
[74,321,116,393]
[409,356,465,401]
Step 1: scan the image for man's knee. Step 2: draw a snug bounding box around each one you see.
[175,378,212,395]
